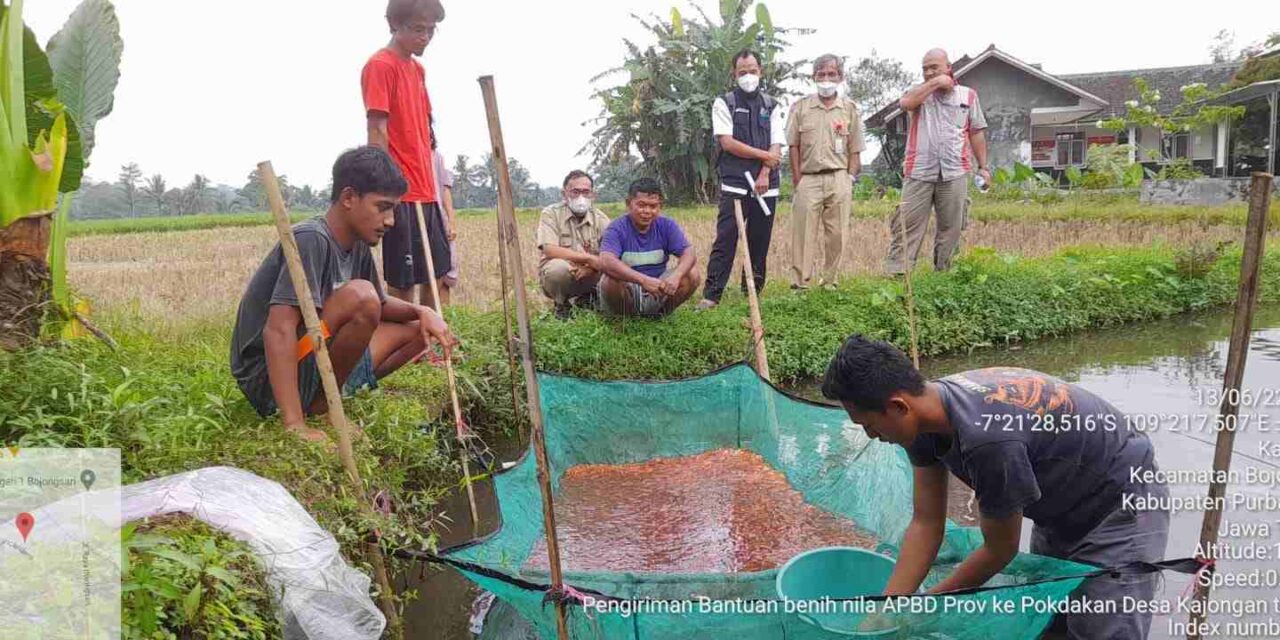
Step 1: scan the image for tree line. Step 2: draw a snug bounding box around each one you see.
[67,153,638,219]
[71,1,1276,219]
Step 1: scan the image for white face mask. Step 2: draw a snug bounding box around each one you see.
[737,73,760,94]
[817,81,840,98]
[567,195,592,216]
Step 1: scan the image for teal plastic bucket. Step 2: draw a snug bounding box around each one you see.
[776,547,899,637]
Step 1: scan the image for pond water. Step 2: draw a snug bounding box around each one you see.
[405,305,1280,639]
[523,449,877,574]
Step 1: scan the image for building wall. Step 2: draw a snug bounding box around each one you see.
[1028,124,1216,170]
[1030,124,1126,168]
[958,58,1083,168]
[1190,125,1215,160]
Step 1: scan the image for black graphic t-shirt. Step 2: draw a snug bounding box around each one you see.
[906,367,1157,540]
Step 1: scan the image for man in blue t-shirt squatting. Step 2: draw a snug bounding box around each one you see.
[823,335,1170,640]
[597,178,701,317]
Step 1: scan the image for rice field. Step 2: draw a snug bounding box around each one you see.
[68,201,1263,330]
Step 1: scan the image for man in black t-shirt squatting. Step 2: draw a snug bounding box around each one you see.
[230,147,456,442]
[822,335,1169,639]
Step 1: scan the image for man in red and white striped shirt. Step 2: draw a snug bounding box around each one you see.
[885,48,989,275]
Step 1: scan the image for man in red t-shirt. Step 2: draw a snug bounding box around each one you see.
[362,0,451,308]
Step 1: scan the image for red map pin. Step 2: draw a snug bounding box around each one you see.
[15,512,34,542]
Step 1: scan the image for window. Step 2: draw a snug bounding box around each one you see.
[1055,132,1085,166]
[1163,132,1190,160]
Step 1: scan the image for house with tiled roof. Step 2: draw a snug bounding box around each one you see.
[865,45,1276,179]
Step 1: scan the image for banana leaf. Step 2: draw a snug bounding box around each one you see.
[0,0,76,225]
[0,1,82,195]
[47,0,122,178]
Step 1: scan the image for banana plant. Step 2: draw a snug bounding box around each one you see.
[0,0,121,347]
[0,0,69,226]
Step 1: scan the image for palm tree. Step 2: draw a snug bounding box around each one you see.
[117,163,142,216]
[184,174,210,214]
[142,174,167,215]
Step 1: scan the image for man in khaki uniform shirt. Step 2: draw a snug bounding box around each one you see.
[536,170,611,316]
[787,54,866,289]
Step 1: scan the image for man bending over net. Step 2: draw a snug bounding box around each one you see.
[822,335,1168,639]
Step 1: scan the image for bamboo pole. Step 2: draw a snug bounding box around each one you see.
[732,198,770,380]
[894,204,921,368]
[478,75,571,640]
[494,202,526,446]
[1187,172,1272,640]
[258,162,401,636]
[412,202,480,530]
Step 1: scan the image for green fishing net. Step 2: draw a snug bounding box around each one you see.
[443,364,1091,639]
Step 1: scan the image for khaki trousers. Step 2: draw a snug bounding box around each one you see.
[539,259,600,305]
[790,171,853,287]
[885,176,970,274]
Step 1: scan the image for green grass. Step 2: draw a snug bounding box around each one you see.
[67,212,317,237]
[122,519,277,637]
[5,240,1279,634]
[508,243,1280,382]
[67,207,541,237]
[69,192,1268,238]
[1,321,473,637]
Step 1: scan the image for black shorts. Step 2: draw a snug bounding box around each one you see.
[382,201,451,289]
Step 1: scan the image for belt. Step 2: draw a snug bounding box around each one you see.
[721,184,780,198]
[803,168,844,176]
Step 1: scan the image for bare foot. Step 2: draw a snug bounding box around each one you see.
[285,424,330,442]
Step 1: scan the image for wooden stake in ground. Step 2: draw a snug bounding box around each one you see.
[733,198,770,380]
[479,75,571,640]
[1187,172,1272,640]
[412,202,480,531]
[894,204,921,368]
[257,162,402,636]
[493,200,526,446]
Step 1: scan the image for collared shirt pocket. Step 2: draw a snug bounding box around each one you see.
[948,102,970,130]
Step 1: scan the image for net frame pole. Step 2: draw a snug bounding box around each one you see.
[412,202,480,530]
[732,198,770,380]
[478,75,570,640]
[259,161,401,637]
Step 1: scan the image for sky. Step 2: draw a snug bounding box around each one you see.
[22,0,1276,191]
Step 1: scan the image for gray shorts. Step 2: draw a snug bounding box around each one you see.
[238,349,378,418]
[598,270,675,318]
[1032,481,1170,640]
